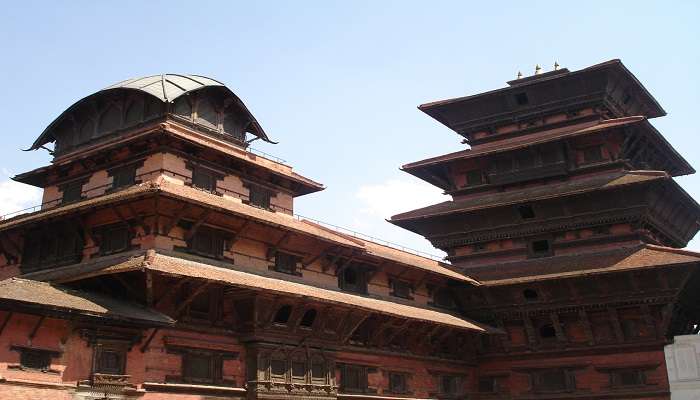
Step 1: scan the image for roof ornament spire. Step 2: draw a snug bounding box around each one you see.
[554,61,560,71]
[517,71,523,79]
[534,64,542,75]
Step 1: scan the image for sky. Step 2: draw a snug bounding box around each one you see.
[1,1,699,257]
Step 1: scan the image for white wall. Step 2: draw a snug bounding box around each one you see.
[665,334,700,400]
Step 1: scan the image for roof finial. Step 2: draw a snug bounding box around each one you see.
[517,71,523,79]
[534,64,542,75]
[554,61,560,71]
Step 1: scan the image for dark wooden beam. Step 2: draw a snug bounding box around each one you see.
[266,231,292,260]
[578,309,595,345]
[608,308,625,343]
[302,246,335,269]
[228,220,251,250]
[126,203,150,234]
[185,209,212,241]
[0,312,13,336]
[162,203,192,235]
[28,315,45,340]
[155,277,191,309]
[145,271,154,307]
[175,282,211,317]
[140,328,159,353]
[340,312,370,344]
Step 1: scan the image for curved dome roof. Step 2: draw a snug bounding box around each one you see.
[103,74,226,102]
[29,74,273,150]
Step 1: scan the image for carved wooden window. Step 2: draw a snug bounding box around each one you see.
[273,305,292,325]
[539,324,557,341]
[311,361,326,382]
[94,342,127,375]
[339,265,368,294]
[478,376,497,393]
[515,151,536,170]
[182,351,222,384]
[610,369,646,387]
[270,359,287,378]
[18,348,53,371]
[192,167,217,192]
[21,228,83,272]
[433,287,456,309]
[189,228,225,259]
[523,288,539,302]
[340,364,370,393]
[529,239,553,258]
[390,279,413,299]
[439,375,459,395]
[531,369,575,393]
[291,361,307,380]
[109,165,137,190]
[515,92,529,106]
[388,372,409,394]
[189,291,212,320]
[61,181,83,204]
[98,224,130,255]
[248,184,272,209]
[274,252,298,275]
[299,309,317,328]
[582,145,604,164]
[518,204,536,219]
[465,170,483,186]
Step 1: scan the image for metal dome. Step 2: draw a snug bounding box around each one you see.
[29,74,273,151]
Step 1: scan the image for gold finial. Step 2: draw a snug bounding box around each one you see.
[535,64,542,75]
[554,61,560,70]
[517,71,523,79]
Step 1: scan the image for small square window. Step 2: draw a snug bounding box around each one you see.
[389,372,408,394]
[192,167,216,192]
[515,92,529,106]
[274,252,298,274]
[19,349,52,371]
[99,224,130,255]
[341,365,368,393]
[518,205,536,219]
[271,359,286,377]
[62,181,83,204]
[440,375,459,395]
[249,184,272,209]
[111,166,136,189]
[433,287,456,309]
[582,146,604,164]
[94,344,126,375]
[391,280,413,299]
[465,170,483,186]
[183,352,218,384]
[613,369,645,387]
[478,377,496,393]
[530,239,552,258]
[292,361,306,378]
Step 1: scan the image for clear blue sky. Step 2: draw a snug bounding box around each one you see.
[1,1,699,256]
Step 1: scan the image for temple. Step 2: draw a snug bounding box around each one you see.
[0,62,696,400]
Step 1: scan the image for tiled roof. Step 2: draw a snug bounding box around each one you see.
[141,252,492,332]
[1,179,472,283]
[391,170,667,222]
[471,245,700,285]
[402,116,644,170]
[23,250,493,332]
[0,277,174,326]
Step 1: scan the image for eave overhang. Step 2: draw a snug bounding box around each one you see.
[419,59,666,138]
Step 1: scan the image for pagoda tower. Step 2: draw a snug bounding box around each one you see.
[0,75,495,399]
[391,60,700,398]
